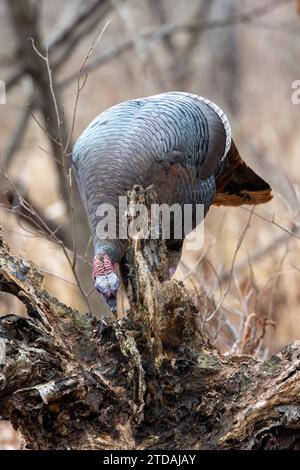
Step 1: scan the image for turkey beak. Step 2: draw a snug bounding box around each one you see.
[106,295,117,314]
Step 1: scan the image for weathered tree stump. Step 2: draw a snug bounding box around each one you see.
[0,187,300,450]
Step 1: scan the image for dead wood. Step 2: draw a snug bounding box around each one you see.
[0,186,300,450]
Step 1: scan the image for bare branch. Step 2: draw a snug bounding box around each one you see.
[2,99,33,169]
[60,0,293,89]
[5,0,112,92]
[47,0,111,51]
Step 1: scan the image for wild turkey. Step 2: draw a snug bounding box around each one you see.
[72,92,272,312]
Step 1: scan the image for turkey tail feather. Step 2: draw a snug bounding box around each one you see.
[214,140,272,207]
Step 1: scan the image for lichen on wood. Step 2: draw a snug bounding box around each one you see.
[0,187,300,450]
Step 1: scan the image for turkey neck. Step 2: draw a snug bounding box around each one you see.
[94,239,125,265]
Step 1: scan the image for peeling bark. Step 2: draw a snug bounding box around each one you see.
[0,187,300,450]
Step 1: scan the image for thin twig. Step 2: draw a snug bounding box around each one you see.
[64,20,110,155]
[204,208,255,326]
[242,206,300,240]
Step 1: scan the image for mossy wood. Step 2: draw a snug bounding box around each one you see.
[0,187,299,449]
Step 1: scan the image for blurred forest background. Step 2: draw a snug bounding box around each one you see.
[0,0,300,448]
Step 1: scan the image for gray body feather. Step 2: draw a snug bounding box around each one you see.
[72,92,231,266]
